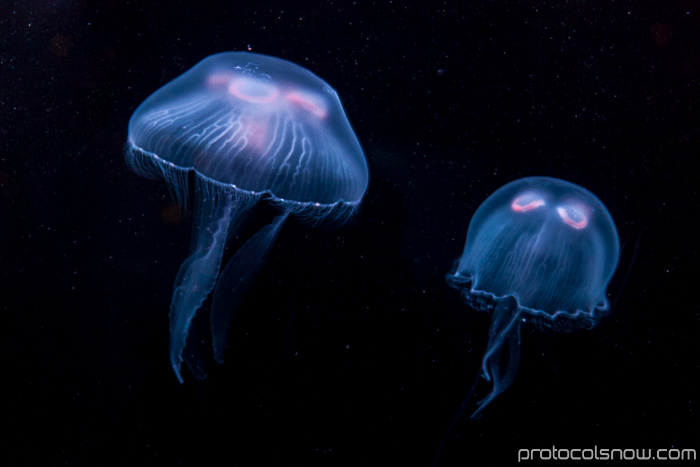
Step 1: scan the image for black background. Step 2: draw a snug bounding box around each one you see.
[2,0,698,465]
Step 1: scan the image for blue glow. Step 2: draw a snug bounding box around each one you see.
[126,52,369,382]
[127,52,368,206]
[447,176,619,417]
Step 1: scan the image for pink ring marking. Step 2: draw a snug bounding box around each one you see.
[511,193,546,212]
[556,205,588,229]
[285,91,327,118]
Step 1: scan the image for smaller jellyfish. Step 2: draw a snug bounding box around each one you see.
[447,176,620,418]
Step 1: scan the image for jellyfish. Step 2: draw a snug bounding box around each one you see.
[447,176,619,418]
[126,52,369,382]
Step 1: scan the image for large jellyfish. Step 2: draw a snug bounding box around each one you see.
[447,176,619,418]
[126,52,369,382]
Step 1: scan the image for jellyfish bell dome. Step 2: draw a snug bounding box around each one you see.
[127,51,368,208]
[453,176,620,329]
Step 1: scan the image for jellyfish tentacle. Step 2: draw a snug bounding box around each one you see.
[210,210,290,364]
[169,183,249,383]
[431,367,482,467]
[472,296,522,419]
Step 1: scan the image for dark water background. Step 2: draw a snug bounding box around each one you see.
[2,0,698,465]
